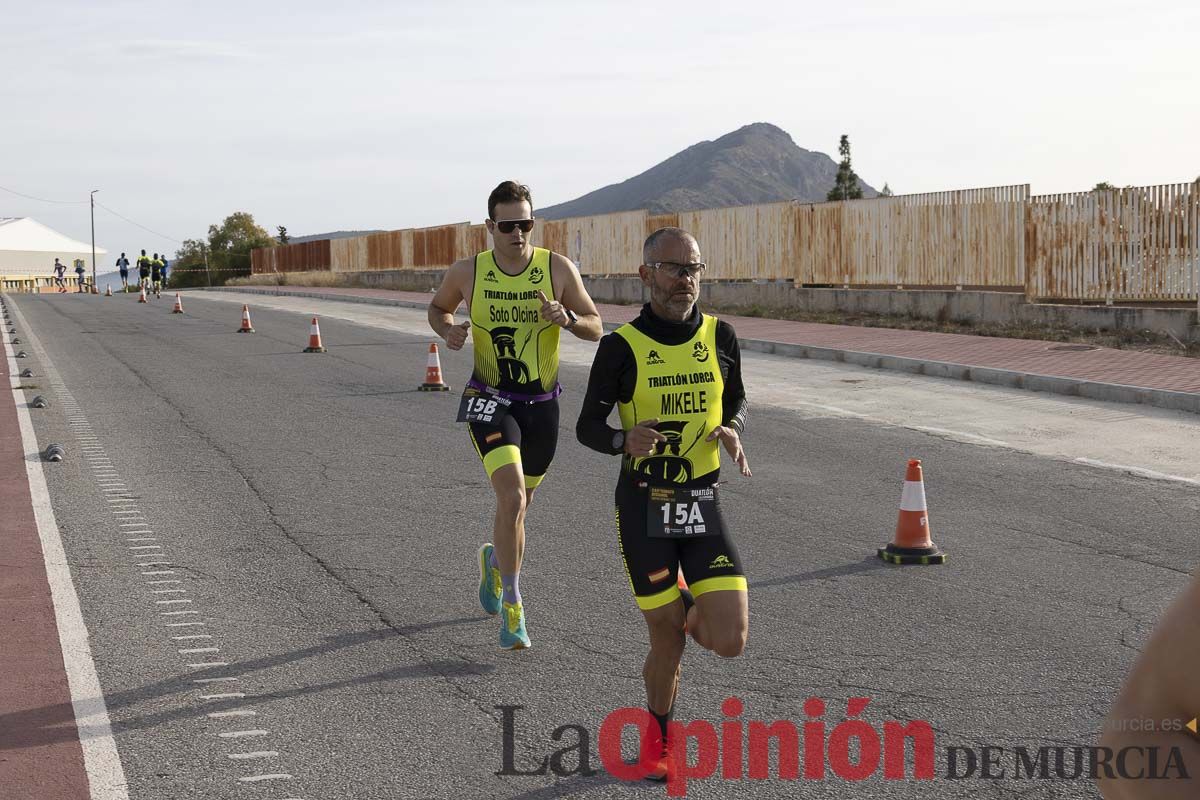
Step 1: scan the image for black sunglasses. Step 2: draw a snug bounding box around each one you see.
[494,219,535,234]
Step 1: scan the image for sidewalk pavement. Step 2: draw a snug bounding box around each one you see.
[197,285,1200,415]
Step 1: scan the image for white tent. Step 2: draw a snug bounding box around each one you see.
[0,217,107,272]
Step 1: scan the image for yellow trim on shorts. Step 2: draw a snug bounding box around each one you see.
[524,472,546,490]
[690,575,748,597]
[482,445,520,477]
[636,584,682,611]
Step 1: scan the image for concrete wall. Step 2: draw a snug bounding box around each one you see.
[251,269,1200,341]
[581,277,1200,341]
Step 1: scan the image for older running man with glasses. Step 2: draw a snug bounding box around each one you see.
[576,226,750,782]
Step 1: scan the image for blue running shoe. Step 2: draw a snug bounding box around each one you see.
[500,601,531,650]
[478,543,501,616]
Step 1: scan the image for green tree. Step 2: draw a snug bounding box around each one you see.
[879,183,894,197]
[172,212,273,288]
[1093,182,1117,191]
[827,135,864,201]
[277,225,290,245]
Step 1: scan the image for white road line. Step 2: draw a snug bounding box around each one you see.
[160,610,197,616]
[173,635,212,640]
[179,647,219,654]
[218,729,267,738]
[129,545,162,551]
[147,579,181,585]
[1073,457,1200,487]
[119,523,150,527]
[201,692,246,700]
[126,537,157,542]
[142,570,176,576]
[166,621,205,627]
[156,599,192,605]
[228,751,278,760]
[4,306,129,799]
[194,677,239,683]
[188,661,230,668]
[237,774,292,783]
[152,589,186,594]
[209,709,256,718]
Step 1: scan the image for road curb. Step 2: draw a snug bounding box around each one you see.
[196,286,1200,415]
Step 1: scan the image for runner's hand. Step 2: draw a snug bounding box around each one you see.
[625,418,667,458]
[706,426,752,477]
[537,290,569,328]
[444,320,471,351]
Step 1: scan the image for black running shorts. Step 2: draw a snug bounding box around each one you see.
[614,475,746,611]
[467,397,559,489]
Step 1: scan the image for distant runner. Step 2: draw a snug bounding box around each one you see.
[52,258,67,292]
[137,249,151,294]
[116,252,130,292]
[151,253,163,298]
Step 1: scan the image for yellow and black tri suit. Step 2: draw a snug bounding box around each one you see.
[576,303,750,611]
[465,247,562,489]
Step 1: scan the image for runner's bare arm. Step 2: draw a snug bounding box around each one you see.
[549,253,602,341]
[1098,572,1200,799]
[428,259,472,350]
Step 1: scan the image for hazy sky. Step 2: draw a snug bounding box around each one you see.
[2,0,1196,261]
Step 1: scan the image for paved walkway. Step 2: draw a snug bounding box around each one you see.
[197,285,1200,414]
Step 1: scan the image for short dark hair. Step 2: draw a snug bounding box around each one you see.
[488,181,533,220]
[643,226,695,264]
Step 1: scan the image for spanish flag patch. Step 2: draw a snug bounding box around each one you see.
[485,432,503,444]
[647,567,671,584]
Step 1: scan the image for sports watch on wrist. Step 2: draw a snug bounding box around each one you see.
[611,430,625,453]
[564,308,579,329]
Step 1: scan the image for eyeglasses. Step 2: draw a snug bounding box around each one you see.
[493,219,535,234]
[650,261,707,280]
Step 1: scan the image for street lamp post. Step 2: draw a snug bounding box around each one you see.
[90,189,98,292]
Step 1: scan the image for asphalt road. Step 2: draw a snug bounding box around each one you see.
[6,290,1198,799]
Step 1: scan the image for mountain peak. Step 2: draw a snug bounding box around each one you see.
[539,124,874,219]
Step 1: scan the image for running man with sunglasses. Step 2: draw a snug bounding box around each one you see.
[576,226,751,782]
[428,180,603,649]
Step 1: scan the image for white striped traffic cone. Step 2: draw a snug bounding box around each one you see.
[878,459,946,565]
[137,286,148,303]
[172,293,184,313]
[418,343,450,391]
[237,305,255,333]
[303,317,326,352]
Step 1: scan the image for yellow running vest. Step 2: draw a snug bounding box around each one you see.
[469,248,560,395]
[616,314,723,484]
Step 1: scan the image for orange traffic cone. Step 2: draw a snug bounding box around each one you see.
[172,293,184,313]
[237,305,255,333]
[104,285,112,297]
[418,343,451,391]
[303,316,326,352]
[878,459,946,565]
[137,286,148,303]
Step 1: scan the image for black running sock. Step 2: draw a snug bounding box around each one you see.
[650,706,673,749]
